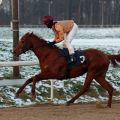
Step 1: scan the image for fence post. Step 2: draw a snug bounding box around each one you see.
[50,80,54,101]
[11,0,20,78]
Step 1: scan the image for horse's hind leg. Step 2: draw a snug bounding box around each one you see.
[95,76,113,108]
[16,77,33,98]
[66,72,95,106]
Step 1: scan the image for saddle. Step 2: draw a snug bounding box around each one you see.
[59,48,86,65]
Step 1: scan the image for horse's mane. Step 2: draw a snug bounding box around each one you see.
[31,32,47,43]
[30,32,59,49]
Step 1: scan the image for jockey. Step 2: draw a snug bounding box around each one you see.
[42,16,78,63]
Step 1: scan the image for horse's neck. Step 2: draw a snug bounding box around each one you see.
[31,36,53,61]
[32,36,47,49]
[31,35,60,63]
[33,46,58,65]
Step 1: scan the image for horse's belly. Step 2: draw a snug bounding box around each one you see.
[68,64,88,78]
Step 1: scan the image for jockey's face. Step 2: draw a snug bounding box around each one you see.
[46,20,53,28]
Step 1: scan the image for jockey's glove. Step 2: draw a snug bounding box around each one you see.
[47,41,56,46]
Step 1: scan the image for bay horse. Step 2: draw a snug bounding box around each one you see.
[14,32,120,108]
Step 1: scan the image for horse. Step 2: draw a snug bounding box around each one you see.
[13,32,120,108]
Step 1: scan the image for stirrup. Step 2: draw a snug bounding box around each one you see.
[69,54,76,63]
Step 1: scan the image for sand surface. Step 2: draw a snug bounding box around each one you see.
[0,102,120,120]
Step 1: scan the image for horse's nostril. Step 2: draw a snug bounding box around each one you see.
[13,51,16,54]
[10,50,13,54]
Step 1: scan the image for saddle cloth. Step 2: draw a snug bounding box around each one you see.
[59,48,86,65]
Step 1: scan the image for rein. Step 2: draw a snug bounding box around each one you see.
[29,35,53,51]
[34,43,50,48]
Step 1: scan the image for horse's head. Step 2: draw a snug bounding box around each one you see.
[14,32,33,56]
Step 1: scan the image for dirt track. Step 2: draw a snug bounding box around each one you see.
[0,102,120,120]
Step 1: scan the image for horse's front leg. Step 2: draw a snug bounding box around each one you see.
[16,77,33,98]
[31,70,66,99]
[31,76,37,100]
[31,72,57,99]
[15,72,45,98]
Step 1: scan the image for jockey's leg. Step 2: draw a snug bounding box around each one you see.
[64,38,74,54]
[67,23,78,43]
[64,23,78,63]
[64,42,76,63]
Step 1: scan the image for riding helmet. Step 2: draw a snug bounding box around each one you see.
[42,16,54,25]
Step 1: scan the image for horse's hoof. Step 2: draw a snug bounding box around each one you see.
[107,105,111,108]
[65,101,71,106]
[15,94,19,99]
[32,94,36,101]
[95,101,104,108]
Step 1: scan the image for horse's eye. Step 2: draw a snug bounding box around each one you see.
[21,40,24,44]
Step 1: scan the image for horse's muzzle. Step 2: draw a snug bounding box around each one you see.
[12,49,16,54]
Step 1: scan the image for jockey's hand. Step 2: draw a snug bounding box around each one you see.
[47,41,56,46]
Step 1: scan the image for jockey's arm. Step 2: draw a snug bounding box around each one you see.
[54,24,64,43]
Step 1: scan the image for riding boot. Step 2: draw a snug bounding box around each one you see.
[69,53,76,64]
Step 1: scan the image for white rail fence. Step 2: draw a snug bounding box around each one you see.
[0,61,54,101]
[0,61,39,67]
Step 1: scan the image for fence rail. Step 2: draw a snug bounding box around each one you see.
[0,60,39,67]
[0,60,54,101]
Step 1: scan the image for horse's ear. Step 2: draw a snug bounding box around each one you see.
[26,32,30,35]
[28,32,33,37]
[30,32,33,35]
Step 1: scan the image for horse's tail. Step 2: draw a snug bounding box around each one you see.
[108,54,120,67]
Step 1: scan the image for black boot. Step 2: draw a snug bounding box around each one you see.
[69,53,76,64]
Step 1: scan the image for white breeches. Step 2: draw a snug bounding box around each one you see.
[63,23,78,55]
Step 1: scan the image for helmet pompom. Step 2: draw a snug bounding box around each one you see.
[42,16,54,25]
